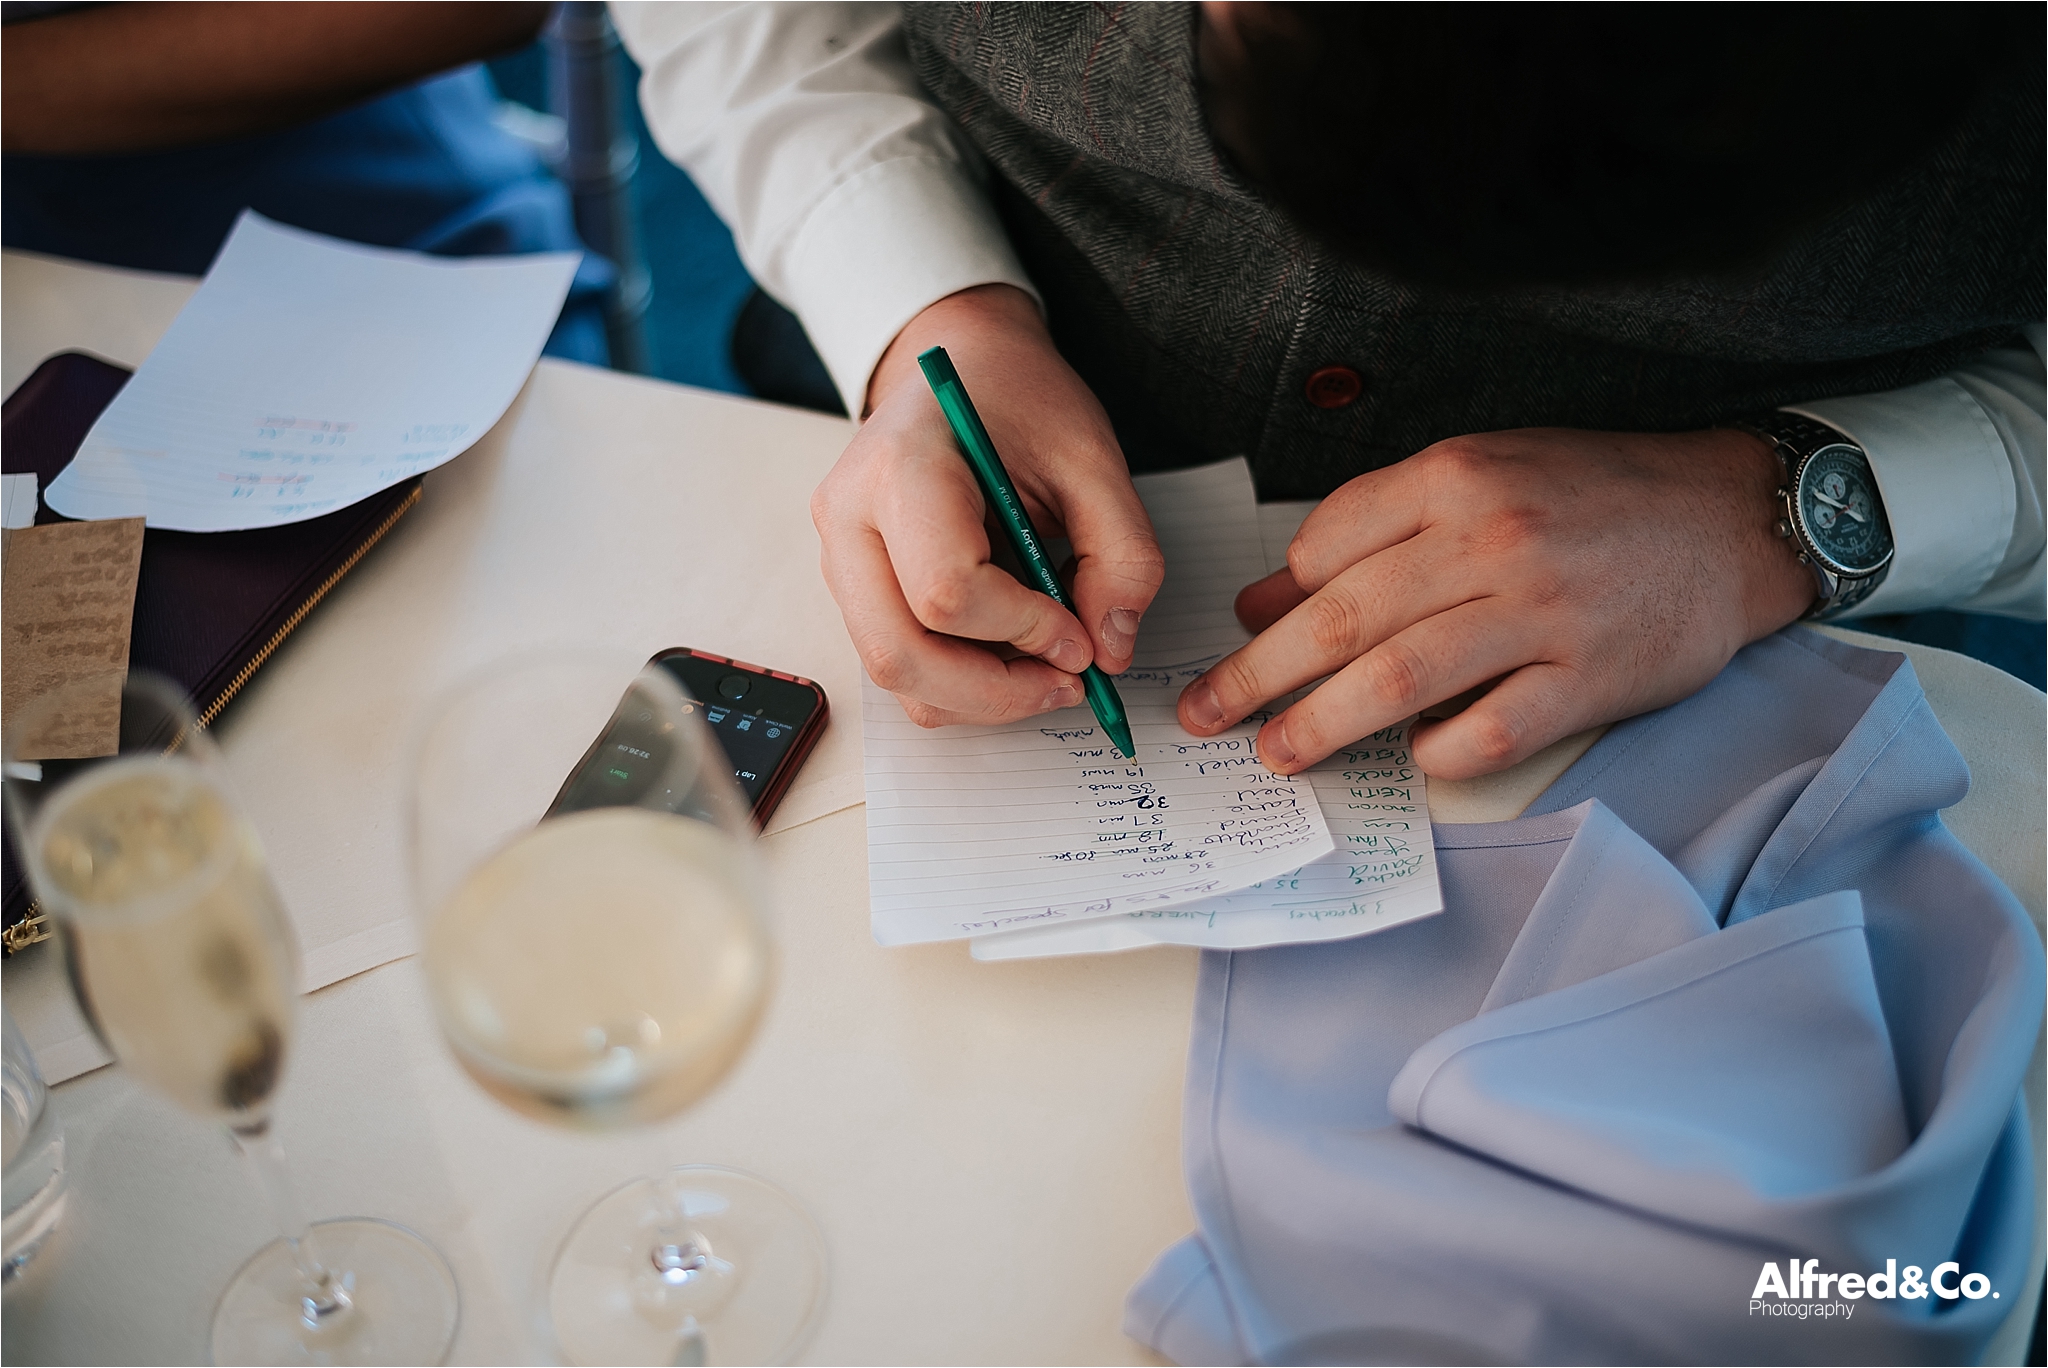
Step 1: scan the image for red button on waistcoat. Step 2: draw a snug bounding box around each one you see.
[1304,365,1363,409]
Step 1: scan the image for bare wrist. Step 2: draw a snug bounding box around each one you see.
[1726,429,1822,638]
[863,284,1046,418]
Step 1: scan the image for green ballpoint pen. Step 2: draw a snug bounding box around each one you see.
[916,344,1137,760]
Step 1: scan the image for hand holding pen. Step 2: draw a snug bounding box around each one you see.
[809,285,1165,730]
[917,345,1137,756]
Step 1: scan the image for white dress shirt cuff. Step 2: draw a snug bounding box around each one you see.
[1786,378,2017,616]
[780,156,1040,417]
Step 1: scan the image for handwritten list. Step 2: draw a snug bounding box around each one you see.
[1149,723,1440,942]
[863,460,1334,947]
[0,517,146,759]
[970,721,1441,957]
[46,212,576,532]
[966,497,1444,959]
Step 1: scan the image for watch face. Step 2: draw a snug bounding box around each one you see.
[1796,444,1893,575]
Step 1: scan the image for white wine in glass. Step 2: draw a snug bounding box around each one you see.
[424,807,770,1128]
[5,674,460,1366]
[38,758,297,1123]
[410,653,826,1365]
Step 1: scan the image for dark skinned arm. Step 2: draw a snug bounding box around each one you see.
[2,2,550,155]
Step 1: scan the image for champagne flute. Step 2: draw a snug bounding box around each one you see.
[3,673,460,1366]
[408,651,826,1365]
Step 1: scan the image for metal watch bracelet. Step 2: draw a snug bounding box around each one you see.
[1735,413,1891,621]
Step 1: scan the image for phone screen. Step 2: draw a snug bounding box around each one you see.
[653,654,821,808]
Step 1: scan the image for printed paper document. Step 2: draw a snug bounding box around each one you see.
[46,212,577,532]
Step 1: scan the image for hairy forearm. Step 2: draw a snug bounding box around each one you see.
[2,2,549,154]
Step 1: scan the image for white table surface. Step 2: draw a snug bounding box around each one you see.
[0,251,1209,1366]
[3,251,2041,1365]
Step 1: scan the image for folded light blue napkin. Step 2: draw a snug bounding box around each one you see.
[1128,628,2043,1365]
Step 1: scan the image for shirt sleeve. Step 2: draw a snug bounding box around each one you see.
[1786,323,2046,621]
[610,1,1039,416]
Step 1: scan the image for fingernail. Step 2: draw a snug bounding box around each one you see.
[1042,684,1080,713]
[1101,607,1142,657]
[1182,681,1225,730]
[1260,724,1297,772]
[1046,637,1088,673]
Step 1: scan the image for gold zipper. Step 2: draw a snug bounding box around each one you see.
[194,484,422,730]
[2,903,50,953]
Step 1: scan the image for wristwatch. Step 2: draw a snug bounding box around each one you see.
[1736,412,1895,621]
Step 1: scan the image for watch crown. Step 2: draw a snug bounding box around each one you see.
[1774,519,1793,538]
[1797,552,1811,564]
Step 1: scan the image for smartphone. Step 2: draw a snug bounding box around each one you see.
[551,649,830,829]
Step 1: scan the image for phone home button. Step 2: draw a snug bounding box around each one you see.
[717,673,753,701]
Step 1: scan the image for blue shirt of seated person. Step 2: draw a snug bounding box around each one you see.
[3,62,613,365]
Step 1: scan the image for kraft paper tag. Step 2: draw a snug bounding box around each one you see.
[1,517,146,759]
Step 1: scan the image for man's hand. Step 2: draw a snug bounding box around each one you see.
[813,284,1165,727]
[1177,427,1817,778]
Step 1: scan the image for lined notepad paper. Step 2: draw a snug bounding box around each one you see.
[970,720,1441,957]
[969,501,1443,959]
[863,460,1334,947]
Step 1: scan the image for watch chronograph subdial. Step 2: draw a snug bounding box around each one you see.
[1796,443,1893,575]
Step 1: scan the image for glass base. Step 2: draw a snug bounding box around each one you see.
[2,1130,67,1284]
[211,1217,460,1366]
[550,1165,827,1366]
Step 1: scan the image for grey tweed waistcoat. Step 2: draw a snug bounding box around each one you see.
[901,5,2044,500]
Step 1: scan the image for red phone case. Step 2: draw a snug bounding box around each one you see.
[651,649,830,829]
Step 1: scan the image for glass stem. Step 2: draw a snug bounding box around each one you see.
[229,1120,354,1332]
[651,1172,716,1364]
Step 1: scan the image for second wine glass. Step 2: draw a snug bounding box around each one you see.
[4,673,459,1366]
[408,651,826,1365]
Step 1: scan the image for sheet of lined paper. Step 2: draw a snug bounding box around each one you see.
[970,501,1444,959]
[863,460,1333,947]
